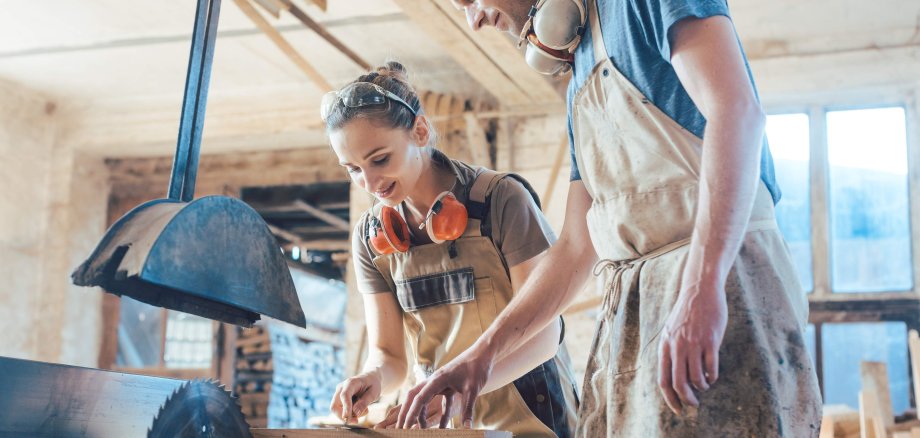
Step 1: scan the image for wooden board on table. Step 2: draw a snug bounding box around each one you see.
[251,429,511,437]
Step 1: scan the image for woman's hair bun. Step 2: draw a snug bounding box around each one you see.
[376,60,410,84]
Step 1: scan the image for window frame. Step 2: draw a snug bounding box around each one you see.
[767,98,920,408]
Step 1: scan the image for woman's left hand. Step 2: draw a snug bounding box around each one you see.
[657,280,728,415]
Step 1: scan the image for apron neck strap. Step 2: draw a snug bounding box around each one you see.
[587,0,607,64]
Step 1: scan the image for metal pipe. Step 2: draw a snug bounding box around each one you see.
[167,0,222,202]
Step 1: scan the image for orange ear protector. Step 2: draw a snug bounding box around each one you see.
[368,191,468,255]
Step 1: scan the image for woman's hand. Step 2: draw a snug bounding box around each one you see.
[376,393,462,429]
[330,369,383,423]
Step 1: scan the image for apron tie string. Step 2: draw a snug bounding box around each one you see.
[592,237,693,316]
[589,218,778,317]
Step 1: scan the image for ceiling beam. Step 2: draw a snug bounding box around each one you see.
[292,200,350,231]
[390,0,531,106]
[428,0,561,105]
[277,0,371,70]
[233,0,333,90]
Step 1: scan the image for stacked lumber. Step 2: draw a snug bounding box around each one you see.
[233,322,345,429]
[266,323,344,428]
[236,324,273,428]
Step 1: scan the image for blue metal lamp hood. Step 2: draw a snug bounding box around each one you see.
[71,0,306,328]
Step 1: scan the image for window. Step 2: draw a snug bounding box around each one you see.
[827,108,912,293]
[766,113,813,292]
[116,299,213,369]
[769,105,915,414]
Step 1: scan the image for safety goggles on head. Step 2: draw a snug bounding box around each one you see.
[320,82,418,122]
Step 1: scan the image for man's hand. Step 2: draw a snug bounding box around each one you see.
[376,393,462,429]
[657,279,727,415]
[396,347,495,429]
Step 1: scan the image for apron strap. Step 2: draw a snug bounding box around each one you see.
[587,0,607,63]
[592,218,779,315]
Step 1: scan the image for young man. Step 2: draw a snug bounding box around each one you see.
[398,0,822,436]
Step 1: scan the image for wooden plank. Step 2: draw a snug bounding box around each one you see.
[304,0,326,11]
[809,105,831,297]
[464,112,492,167]
[858,390,885,438]
[822,405,860,438]
[233,0,333,91]
[542,134,569,209]
[252,429,511,437]
[390,0,530,106]
[908,94,920,300]
[253,0,283,18]
[912,330,920,415]
[860,361,894,429]
[277,0,371,70]
[292,200,350,231]
[429,0,561,105]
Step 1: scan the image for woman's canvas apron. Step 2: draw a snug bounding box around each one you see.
[572,1,822,436]
[370,160,579,437]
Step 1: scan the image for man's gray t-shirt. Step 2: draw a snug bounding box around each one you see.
[353,159,556,294]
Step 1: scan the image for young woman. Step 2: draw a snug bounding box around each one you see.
[325,61,578,437]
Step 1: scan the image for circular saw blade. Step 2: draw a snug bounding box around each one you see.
[148,379,252,438]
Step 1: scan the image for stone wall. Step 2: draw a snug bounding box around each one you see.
[0,79,108,366]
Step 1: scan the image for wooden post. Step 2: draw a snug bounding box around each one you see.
[909,330,920,411]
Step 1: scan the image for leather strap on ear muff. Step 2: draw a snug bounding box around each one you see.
[527,33,574,63]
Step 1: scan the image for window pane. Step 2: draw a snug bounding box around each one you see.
[804,323,816,366]
[827,107,911,292]
[164,311,213,369]
[766,113,813,292]
[822,322,909,413]
[116,297,163,367]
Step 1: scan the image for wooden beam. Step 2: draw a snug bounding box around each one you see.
[859,388,888,438]
[277,0,371,70]
[809,105,831,297]
[429,0,561,105]
[292,199,350,231]
[910,330,920,412]
[390,0,531,106]
[304,0,326,11]
[252,0,282,18]
[233,0,333,91]
[267,223,302,243]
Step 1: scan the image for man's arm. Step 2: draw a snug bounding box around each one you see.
[657,15,767,414]
[397,181,597,429]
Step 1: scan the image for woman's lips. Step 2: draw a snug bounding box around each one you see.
[375,181,396,199]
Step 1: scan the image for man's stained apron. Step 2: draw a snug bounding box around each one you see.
[370,163,579,437]
[571,0,822,436]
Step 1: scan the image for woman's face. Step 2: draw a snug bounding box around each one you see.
[329,117,427,207]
